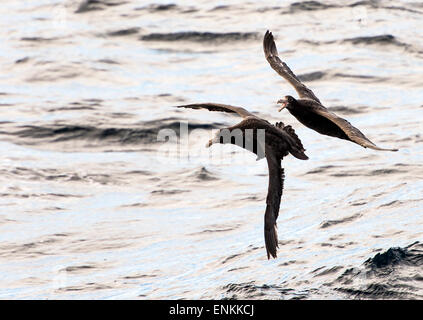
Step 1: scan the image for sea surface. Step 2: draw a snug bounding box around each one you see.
[0,0,422,299]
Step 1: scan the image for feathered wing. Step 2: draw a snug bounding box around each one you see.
[205,117,268,158]
[228,117,309,160]
[263,30,321,104]
[264,147,284,259]
[176,103,255,118]
[313,106,398,151]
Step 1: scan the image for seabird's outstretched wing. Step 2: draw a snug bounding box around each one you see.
[220,117,309,160]
[263,30,321,104]
[264,147,284,259]
[176,103,255,118]
[312,106,398,151]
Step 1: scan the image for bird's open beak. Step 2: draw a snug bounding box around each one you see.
[277,99,287,112]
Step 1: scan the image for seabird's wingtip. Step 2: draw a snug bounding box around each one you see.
[367,144,399,152]
[263,30,278,58]
[264,30,272,41]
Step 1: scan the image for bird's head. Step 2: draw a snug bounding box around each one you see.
[277,95,296,112]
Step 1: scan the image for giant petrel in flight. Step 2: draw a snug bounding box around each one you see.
[176,103,308,259]
[263,30,398,152]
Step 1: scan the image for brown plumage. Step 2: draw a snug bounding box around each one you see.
[263,30,398,152]
[176,102,308,259]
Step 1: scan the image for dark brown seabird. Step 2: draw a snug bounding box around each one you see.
[263,30,398,152]
[176,103,308,259]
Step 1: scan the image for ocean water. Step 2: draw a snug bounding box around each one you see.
[0,0,422,299]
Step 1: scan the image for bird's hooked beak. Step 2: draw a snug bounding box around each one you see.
[277,98,288,112]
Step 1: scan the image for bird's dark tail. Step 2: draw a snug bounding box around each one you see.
[276,122,309,160]
[264,219,278,259]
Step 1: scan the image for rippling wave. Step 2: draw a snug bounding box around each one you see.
[141,32,259,43]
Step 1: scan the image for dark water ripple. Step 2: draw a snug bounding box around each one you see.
[327,106,367,115]
[21,36,60,42]
[223,282,296,299]
[298,71,387,84]
[285,0,423,14]
[343,34,406,46]
[334,242,423,299]
[222,243,423,299]
[139,3,179,12]
[135,1,423,16]
[75,0,127,14]
[288,1,336,12]
[320,213,362,229]
[190,167,218,182]
[365,242,423,270]
[297,71,327,82]
[299,34,422,55]
[2,119,220,146]
[140,32,259,43]
[107,27,141,37]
